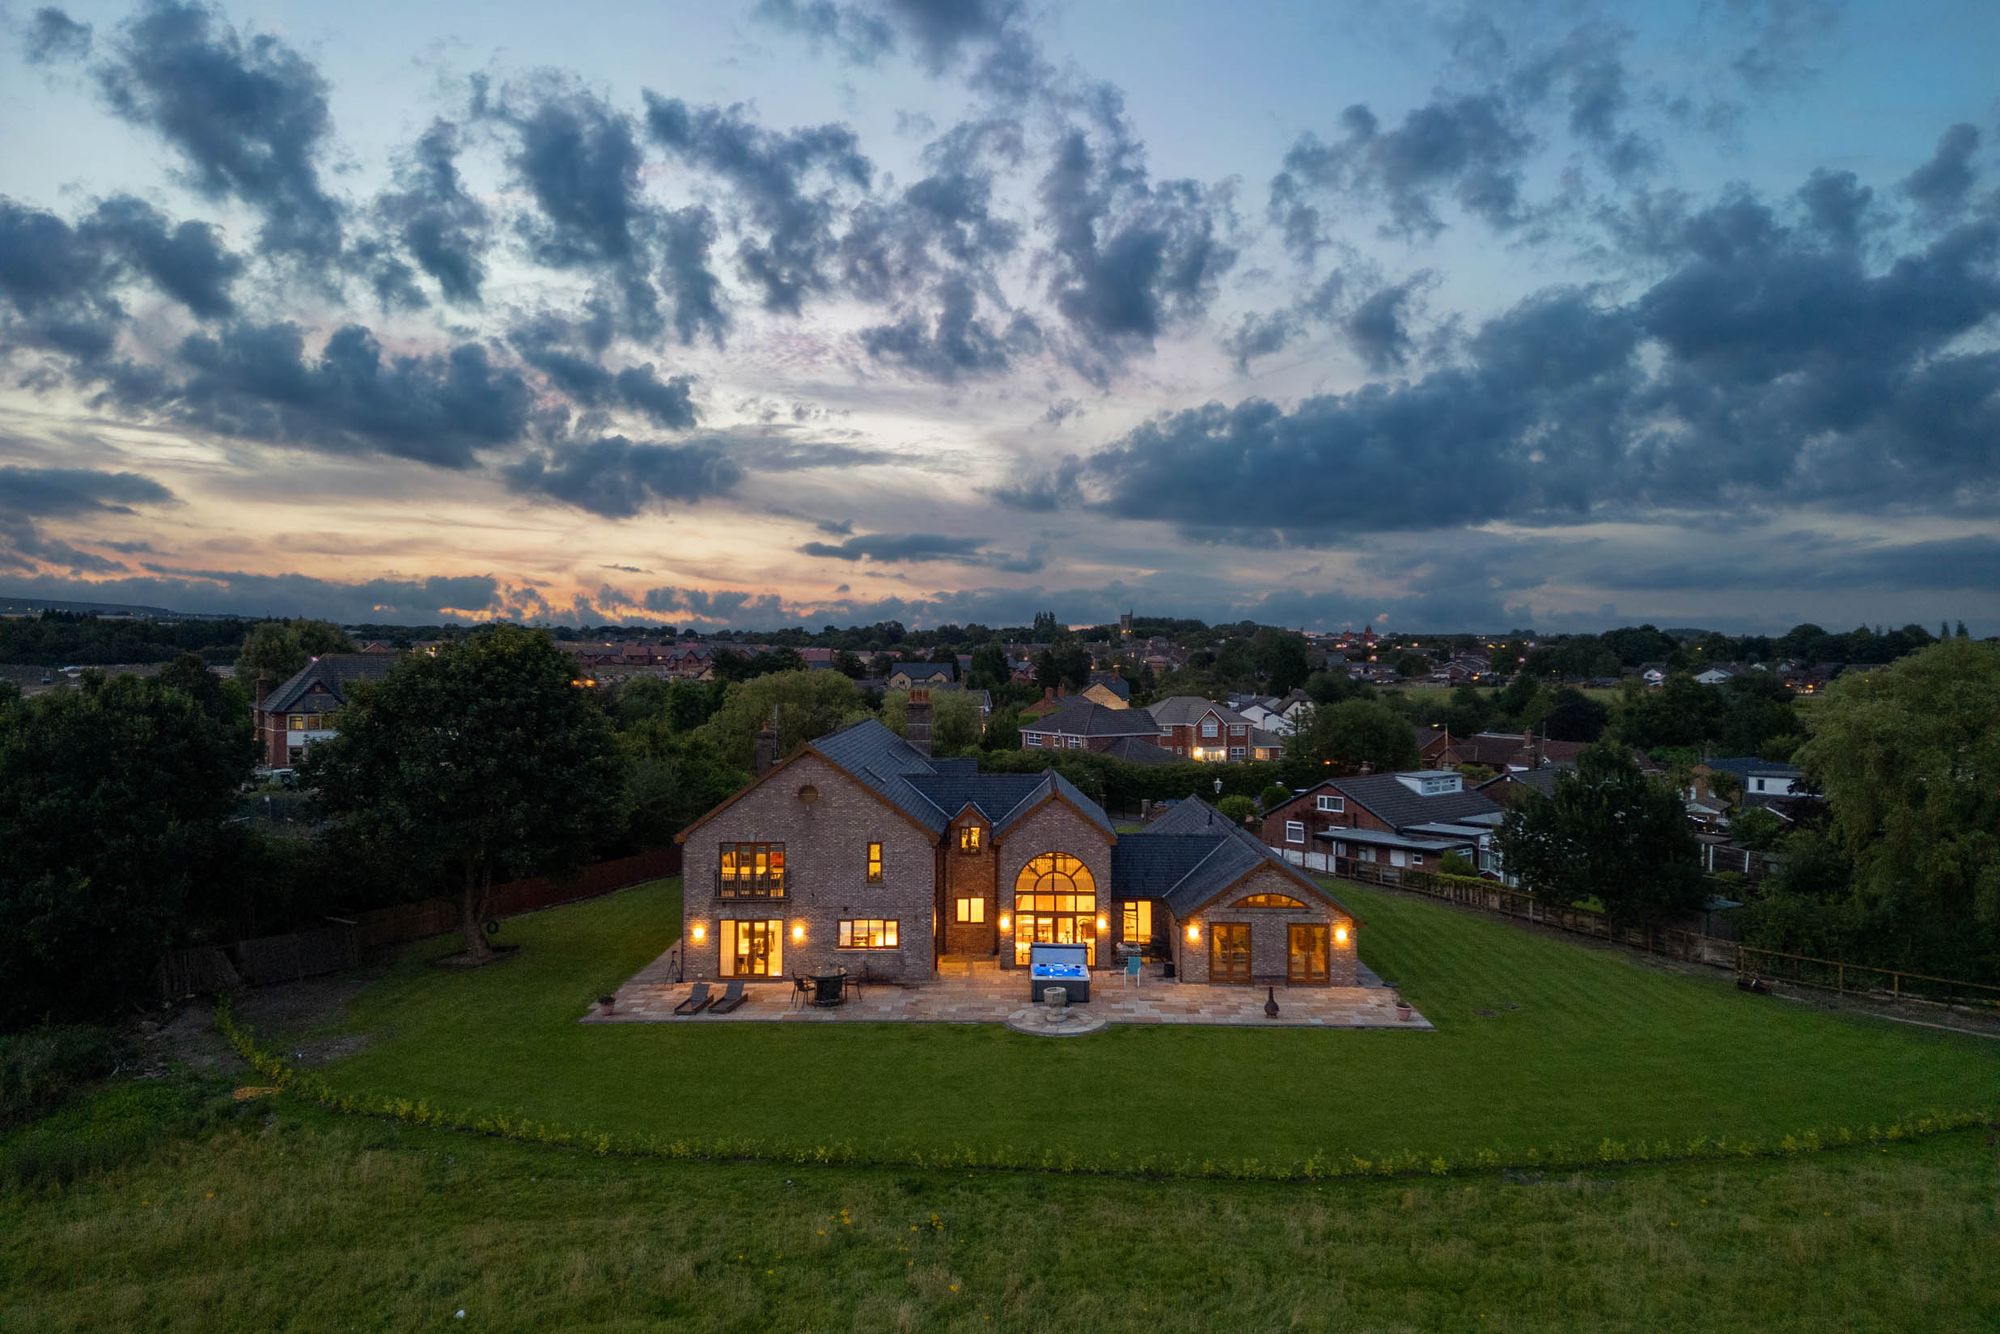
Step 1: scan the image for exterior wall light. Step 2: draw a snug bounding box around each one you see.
[792,922,807,943]
[1185,923,1200,943]
[690,924,706,943]
[1334,924,1350,945]
[999,913,1011,931]
[1096,914,1109,932]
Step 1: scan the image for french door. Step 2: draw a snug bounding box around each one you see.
[1287,924,1329,985]
[1209,923,1252,983]
[721,919,783,977]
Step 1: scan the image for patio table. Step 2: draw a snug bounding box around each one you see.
[811,972,847,1007]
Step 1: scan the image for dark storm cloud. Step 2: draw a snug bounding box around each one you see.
[860,273,1040,380]
[1021,184,2000,541]
[509,315,701,430]
[1587,534,2000,594]
[1037,86,1237,351]
[24,6,92,63]
[0,465,175,574]
[1272,95,1535,248]
[643,94,871,314]
[163,322,534,467]
[90,0,343,262]
[1901,122,1980,221]
[505,435,743,518]
[374,119,492,305]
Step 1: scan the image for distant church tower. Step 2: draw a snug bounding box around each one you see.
[1119,609,1133,637]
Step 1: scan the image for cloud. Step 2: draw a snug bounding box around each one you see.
[509,314,701,430]
[78,195,243,318]
[373,119,492,305]
[752,0,894,65]
[24,6,91,63]
[799,531,988,561]
[1037,86,1237,351]
[643,93,871,314]
[1901,122,1980,222]
[1344,275,1429,372]
[92,0,343,262]
[759,0,1045,101]
[505,435,743,517]
[0,465,175,573]
[163,322,535,467]
[860,272,1040,380]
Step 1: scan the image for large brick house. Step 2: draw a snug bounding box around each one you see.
[1261,770,1505,877]
[1020,696,1162,752]
[1147,696,1284,762]
[253,653,398,767]
[676,717,1358,987]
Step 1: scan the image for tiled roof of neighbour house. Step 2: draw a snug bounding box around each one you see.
[1703,755,1803,781]
[1097,735,1181,766]
[1539,739,1587,764]
[1329,772,1505,833]
[889,662,954,679]
[808,718,1116,839]
[1146,695,1251,728]
[1087,672,1132,700]
[1477,765,1568,799]
[1413,725,1448,751]
[261,653,399,713]
[1132,796,1353,916]
[1030,697,1161,739]
[1249,726,1286,752]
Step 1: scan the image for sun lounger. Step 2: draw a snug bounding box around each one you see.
[708,980,747,1014]
[673,982,713,1016]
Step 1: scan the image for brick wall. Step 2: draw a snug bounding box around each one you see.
[1259,783,1394,852]
[1171,866,1357,987]
[994,797,1114,969]
[683,753,939,984]
[943,809,998,956]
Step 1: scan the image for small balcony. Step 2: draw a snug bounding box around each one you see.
[713,867,790,900]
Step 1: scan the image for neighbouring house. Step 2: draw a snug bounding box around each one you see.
[1261,769,1505,877]
[1412,725,1453,766]
[1230,690,1313,737]
[1148,696,1284,762]
[887,662,955,690]
[1018,685,1068,721]
[1081,673,1131,708]
[673,717,1358,986]
[253,652,399,767]
[1694,665,1740,685]
[1096,734,1182,766]
[1437,730,1583,772]
[1474,764,1570,808]
[1021,697,1163,752]
[1701,756,1804,800]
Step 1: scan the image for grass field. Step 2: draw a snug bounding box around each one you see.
[5,1099,1996,1332]
[1389,683,1627,713]
[277,877,1994,1172]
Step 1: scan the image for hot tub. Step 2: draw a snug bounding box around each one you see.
[1029,943,1091,1003]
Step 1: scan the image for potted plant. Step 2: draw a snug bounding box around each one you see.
[597,993,617,1015]
[1395,995,1413,1022]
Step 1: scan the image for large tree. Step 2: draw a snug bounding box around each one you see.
[880,688,984,756]
[0,670,250,1027]
[1285,698,1419,774]
[1498,742,1705,930]
[233,619,355,687]
[697,669,864,770]
[1792,639,2000,979]
[306,625,621,962]
[619,722,747,845]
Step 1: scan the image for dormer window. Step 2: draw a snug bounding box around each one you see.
[958,825,983,853]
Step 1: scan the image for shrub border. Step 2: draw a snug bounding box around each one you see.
[216,999,1993,1183]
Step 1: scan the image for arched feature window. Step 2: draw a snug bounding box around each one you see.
[1233,892,1308,909]
[1012,853,1098,965]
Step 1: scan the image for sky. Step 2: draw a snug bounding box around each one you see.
[1,0,1997,634]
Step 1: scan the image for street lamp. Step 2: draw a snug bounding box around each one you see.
[1213,777,1223,796]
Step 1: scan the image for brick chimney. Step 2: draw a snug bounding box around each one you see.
[1358,760,1373,776]
[253,675,270,709]
[906,688,933,756]
[754,711,777,776]
[1523,727,1539,769]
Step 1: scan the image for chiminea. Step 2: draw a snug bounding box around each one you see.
[1264,986,1280,1018]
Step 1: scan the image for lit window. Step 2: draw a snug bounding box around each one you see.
[719,843,786,897]
[1234,892,1308,909]
[838,919,899,948]
[289,715,305,731]
[866,841,883,884]
[1122,900,1152,941]
[1316,794,1344,813]
[955,897,986,924]
[1284,820,1305,844]
[959,825,982,853]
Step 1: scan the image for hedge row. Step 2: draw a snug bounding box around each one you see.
[216,1001,1992,1183]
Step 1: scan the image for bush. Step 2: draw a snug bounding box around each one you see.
[1436,852,1477,878]
[1259,783,1293,812]
[1217,795,1256,823]
[0,1025,124,1128]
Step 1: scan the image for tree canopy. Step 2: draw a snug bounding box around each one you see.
[233,619,355,686]
[697,670,866,770]
[1285,698,1419,774]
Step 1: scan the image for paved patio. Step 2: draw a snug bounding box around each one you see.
[583,941,1432,1030]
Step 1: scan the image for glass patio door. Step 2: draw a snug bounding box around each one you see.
[1287,924,1329,984]
[721,919,783,977]
[1209,922,1252,983]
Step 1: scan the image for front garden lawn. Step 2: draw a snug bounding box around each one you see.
[279,876,1996,1171]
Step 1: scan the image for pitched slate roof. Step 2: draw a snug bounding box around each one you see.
[889,662,954,679]
[261,653,398,713]
[1098,735,1181,766]
[810,718,1114,838]
[1703,755,1803,781]
[1126,796,1352,916]
[1477,765,1567,799]
[1030,696,1160,738]
[1146,695,1252,728]
[1328,772,1504,832]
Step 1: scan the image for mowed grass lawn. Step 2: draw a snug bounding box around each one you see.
[6,1107,1996,1332]
[293,877,1995,1170]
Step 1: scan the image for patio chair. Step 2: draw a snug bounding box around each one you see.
[673,982,713,1016]
[708,980,747,1014]
[790,974,813,1009]
[1124,954,1143,987]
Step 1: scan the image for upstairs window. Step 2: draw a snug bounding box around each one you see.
[719,843,786,897]
[866,841,883,884]
[958,825,983,853]
[289,715,306,731]
[1235,892,1308,909]
[1316,794,1344,813]
[1200,719,1219,738]
[1228,723,1246,736]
